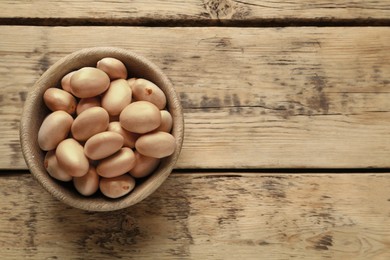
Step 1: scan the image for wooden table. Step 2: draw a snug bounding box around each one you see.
[1,1,390,259]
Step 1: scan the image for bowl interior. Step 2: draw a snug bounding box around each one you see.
[20,47,184,211]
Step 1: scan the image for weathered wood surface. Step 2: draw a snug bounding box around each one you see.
[1,0,390,22]
[0,172,389,259]
[1,26,390,169]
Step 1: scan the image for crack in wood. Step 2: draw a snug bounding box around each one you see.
[0,17,389,27]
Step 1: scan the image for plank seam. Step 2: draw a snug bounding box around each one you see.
[1,17,390,27]
[4,169,390,175]
[174,168,390,174]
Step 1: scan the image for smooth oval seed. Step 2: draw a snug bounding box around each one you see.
[56,138,89,177]
[38,111,73,151]
[70,67,110,98]
[61,71,75,93]
[102,79,132,116]
[127,78,137,89]
[129,151,160,178]
[84,131,124,160]
[156,110,173,133]
[71,107,109,141]
[44,150,72,182]
[43,88,77,114]
[97,57,127,80]
[132,78,166,109]
[97,147,136,178]
[135,131,176,158]
[119,101,161,134]
[99,174,135,199]
[107,121,138,148]
[73,165,100,196]
[76,96,101,115]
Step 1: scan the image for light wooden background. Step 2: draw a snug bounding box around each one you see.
[0,1,390,259]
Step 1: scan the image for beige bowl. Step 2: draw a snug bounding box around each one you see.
[20,47,184,211]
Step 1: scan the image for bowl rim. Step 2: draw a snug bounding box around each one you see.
[20,47,184,211]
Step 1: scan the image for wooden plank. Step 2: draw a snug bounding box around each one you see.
[0,0,390,22]
[1,26,390,169]
[0,172,389,259]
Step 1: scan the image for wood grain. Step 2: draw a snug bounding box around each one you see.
[0,0,389,23]
[1,26,390,169]
[0,172,389,259]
